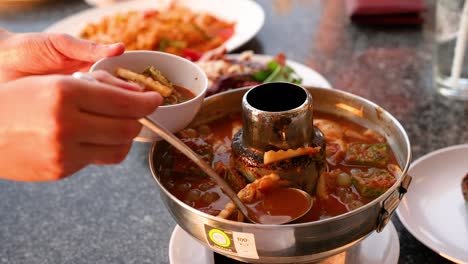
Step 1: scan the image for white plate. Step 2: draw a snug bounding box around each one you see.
[169,225,214,264]
[45,0,265,53]
[169,222,399,264]
[347,222,400,264]
[225,54,332,89]
[396,144,468,264]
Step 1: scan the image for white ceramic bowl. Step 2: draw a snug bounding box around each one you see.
[90,51,208,142]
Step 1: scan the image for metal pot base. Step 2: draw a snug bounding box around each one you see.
[168,221,400,264]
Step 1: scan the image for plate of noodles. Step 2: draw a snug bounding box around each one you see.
[45,0,265,61]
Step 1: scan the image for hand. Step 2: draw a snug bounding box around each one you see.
[0,71,162,181]
[0,28,125,82]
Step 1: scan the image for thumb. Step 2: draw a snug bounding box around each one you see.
[48,33,125,63]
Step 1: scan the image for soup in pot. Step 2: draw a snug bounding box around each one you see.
[156,112,401,223]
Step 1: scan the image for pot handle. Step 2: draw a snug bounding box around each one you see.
[376,173,412,232]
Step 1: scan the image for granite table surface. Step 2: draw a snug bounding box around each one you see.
[0,0,467,263]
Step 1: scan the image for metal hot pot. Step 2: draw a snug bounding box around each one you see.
[149,85,412,263]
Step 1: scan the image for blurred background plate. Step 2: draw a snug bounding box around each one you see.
[396,144,468,264]
[44,0,265,53]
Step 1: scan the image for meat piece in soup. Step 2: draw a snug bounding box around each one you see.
[157,112,400,223]
[217,173,290,221]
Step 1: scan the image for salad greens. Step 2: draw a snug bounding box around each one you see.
[253,60,303,84]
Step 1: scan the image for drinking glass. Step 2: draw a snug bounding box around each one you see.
[435,0,468,100]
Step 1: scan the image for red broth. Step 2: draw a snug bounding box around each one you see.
[162,85,196,106]
[247,187,311,224]
[157,112,399,223]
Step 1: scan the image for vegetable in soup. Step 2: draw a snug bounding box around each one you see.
[157,112,400,223]
[116,66,195,105]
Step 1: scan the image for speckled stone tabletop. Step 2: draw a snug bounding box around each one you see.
[0,0,467,264]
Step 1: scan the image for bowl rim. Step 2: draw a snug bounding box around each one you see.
[149,86,412,228]
[90,50,209,108]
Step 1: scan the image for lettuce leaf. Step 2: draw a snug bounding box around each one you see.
[252,60,302,84]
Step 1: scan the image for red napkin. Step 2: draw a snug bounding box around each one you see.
[345,0,426,25]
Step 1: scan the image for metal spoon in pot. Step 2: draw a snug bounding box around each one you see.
[139,117,313,225]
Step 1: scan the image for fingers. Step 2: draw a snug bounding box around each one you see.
[70,77,163,118]
[75,112,142,145]
[48,33,125,63]
[90,70,144,92]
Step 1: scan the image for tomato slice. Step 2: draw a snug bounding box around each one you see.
[182,49,203,61]
[216,27,235,41]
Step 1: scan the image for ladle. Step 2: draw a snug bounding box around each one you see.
[139,117,313,225]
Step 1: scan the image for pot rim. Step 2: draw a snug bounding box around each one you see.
[148,86,412,228]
